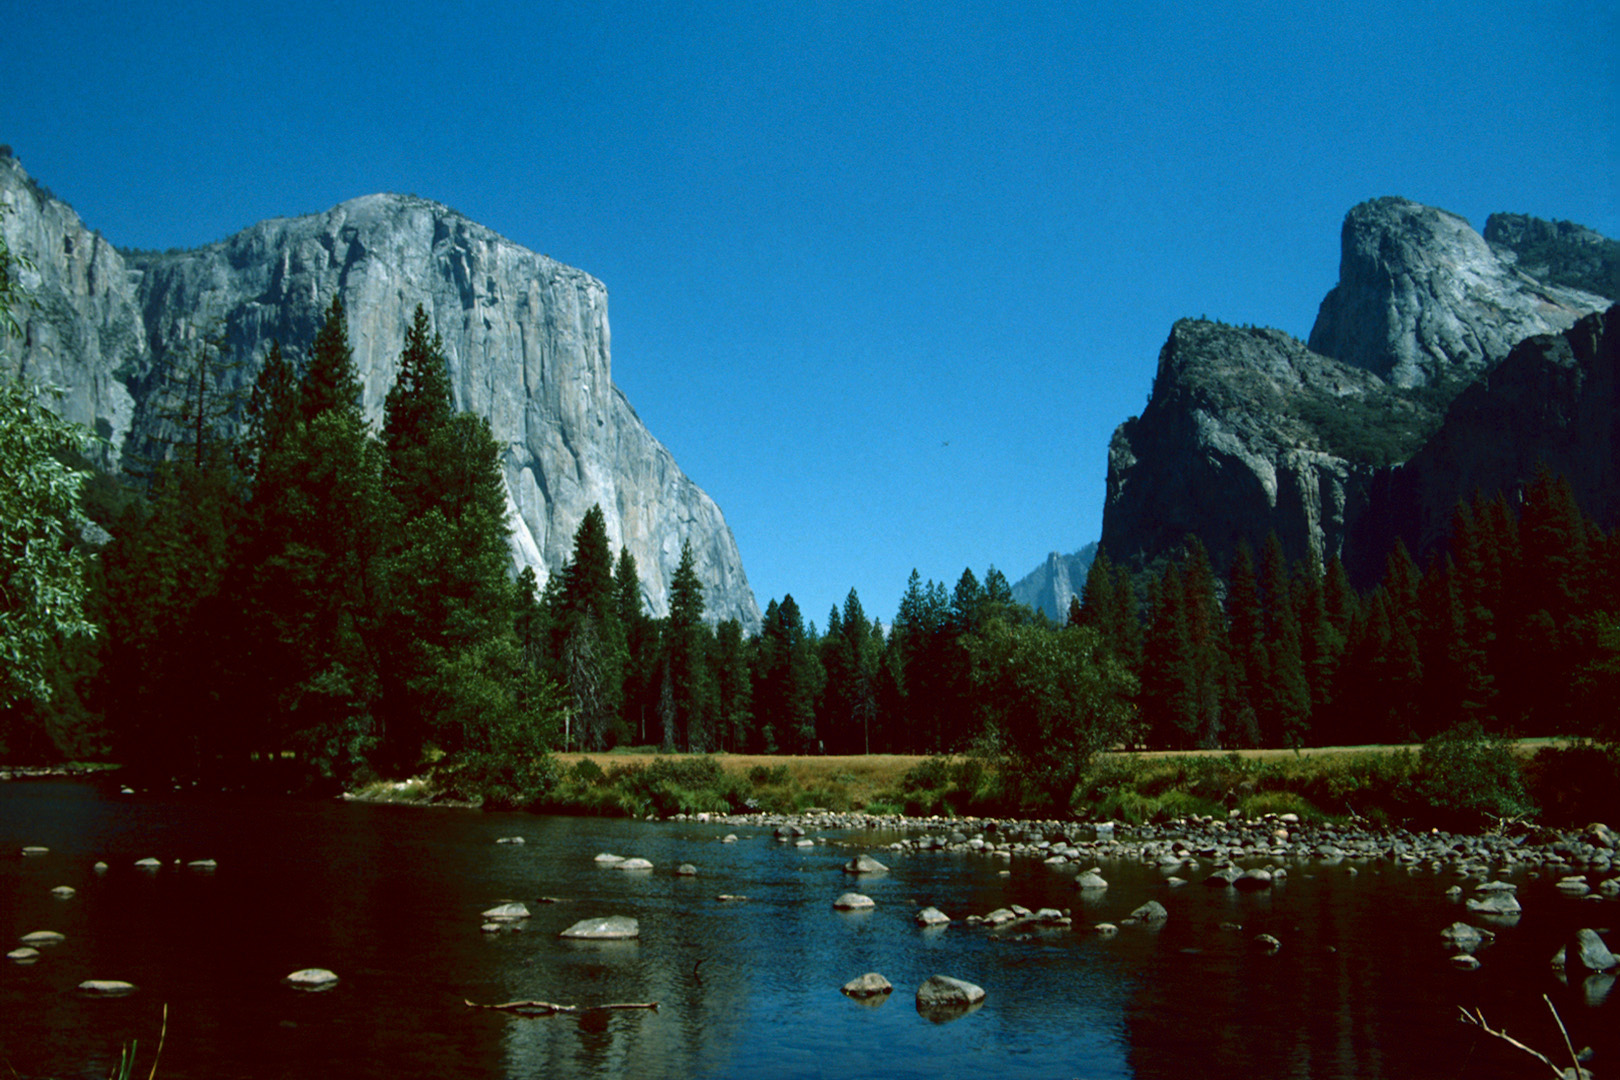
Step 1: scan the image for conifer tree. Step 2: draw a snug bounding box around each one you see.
[659,541,713,751]
[301,296,363,425]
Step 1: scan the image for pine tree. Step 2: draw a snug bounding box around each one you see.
[659,541,713,751]
[1142,564,1197,748]
[1225,542,1267,747]
[301,296,363,425]
[383,305,453,522]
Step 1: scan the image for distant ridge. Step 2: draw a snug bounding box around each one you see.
[1011,543,1099,622]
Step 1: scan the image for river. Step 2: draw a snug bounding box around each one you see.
[1,780,1613,1079]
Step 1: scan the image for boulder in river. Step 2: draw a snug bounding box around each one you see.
[560,916,640,940]
[7,947,39,963]
[482,903,530,921]
[915,975,986,1020]
[1075,871,1109,891]
[593,853,625,865]
[79,980,138,997]
[1126,901,1168,924]
[1558,929,1618,974]
[841,972,893,999]
[1440,922,1494,953]
[50,886,75,898]
[284,968,340,991]
[1466,891,1522,916]
[21,846,48,856]
[1234,869,1274,891]
[915,906,950,926]
[844,854,888,875]
[616,858,654,871]
[833,892,875,911]
[676,863,698,876]
[134,857,161,869]
[19,931,64,946]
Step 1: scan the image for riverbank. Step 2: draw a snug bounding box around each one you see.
[344,734,1620,833]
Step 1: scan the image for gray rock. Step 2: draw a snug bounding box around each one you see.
[560,916,640,940]
[7,947,39,962]
[593,852,625,864]
[134,857,161,869]
[1309,197,1608,388]
[841,972,893,999]
[284,968,340,990]
[833,892,875,911]
[1010,545,1098,623]
[1074,871,1109,891]
[616,858,654,871]
[187,858,217,869]
[915,975,986,1009]
[19,931,64,946]
[1450,953,1481,971]
[844,854,888,875]
[495,836,525,845]
[93,861,108,873]
[0,155,760,630]
[915,906,951,926]
[676,863,698,876]
[481,903,530,921]
[1254,934,1282,951]
[79,980,138,996]
[1565,929,1618,974]
[1234,868,1273,891]
[50,886,75,898]
[20,846,48,856]
[1128,901,1168,924]
[1440,922,1494,953]
[1467,891,1522,916]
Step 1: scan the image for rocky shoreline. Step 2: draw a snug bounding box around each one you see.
[673,807,1619,897]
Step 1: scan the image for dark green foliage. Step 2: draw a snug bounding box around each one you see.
[383,305,453,522]
[300,296,363,425]
[970,621,1138,812]
[1405,722,1535,829]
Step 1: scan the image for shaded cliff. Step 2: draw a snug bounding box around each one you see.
[0,154,761,630]
[1103,197,1614,583]
[1349,304,1620,582]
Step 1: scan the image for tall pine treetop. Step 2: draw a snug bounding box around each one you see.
[301,296,363,425]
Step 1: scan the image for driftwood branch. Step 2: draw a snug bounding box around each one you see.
[465,998,659,1016]
[1458,1001,1587,1080]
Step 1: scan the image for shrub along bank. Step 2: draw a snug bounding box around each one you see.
[390,725,1618,833]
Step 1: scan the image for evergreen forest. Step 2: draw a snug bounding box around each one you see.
[3,250,1619,802]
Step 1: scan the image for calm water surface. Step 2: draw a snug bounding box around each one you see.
[1,780,1614,1079]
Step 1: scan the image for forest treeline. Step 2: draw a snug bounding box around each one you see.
[3,269,1619,790]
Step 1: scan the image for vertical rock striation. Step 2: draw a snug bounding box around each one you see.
[0,154,760,630]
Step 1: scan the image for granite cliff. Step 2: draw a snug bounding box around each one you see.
[0,153,761,630]
[1102,198,1615,584]
[1010,543,1097,623]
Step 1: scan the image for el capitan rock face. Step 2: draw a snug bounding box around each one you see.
[0,154,760,630]
[1101,197,1614,584]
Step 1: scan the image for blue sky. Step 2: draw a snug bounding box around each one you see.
[4,1,1615,626]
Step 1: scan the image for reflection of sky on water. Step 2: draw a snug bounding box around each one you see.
[3,783,1613,1080]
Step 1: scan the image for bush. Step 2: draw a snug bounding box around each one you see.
[1405,722,1535,828]
[1523,741,1620,826]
